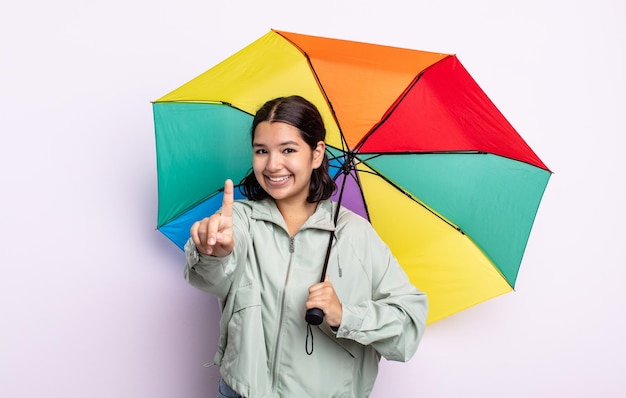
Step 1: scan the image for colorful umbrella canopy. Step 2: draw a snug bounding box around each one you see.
[153,29,551,324]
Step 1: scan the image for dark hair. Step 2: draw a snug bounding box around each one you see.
[240,95,336,202]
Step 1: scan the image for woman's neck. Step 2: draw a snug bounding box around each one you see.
[276,200,318,237]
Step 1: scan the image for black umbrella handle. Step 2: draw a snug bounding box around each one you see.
[305,182,345,327]
[304,229,334,326]
[305,307,325,325]
[305,158,350,356]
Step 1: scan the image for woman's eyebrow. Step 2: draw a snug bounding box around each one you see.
[253,140,300,147]
[279,140,300,146]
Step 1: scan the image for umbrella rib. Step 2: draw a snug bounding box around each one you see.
[358,150,487,155]
[352,55,455,153]
[353,69,427,153]
[154,100,255,117]
[274,31,351,153]
[329,150,462,232]
[328,151,486,235]
[371,167,465,234]
[328,150,372,221]
[357,150,551,171]
[346,166,372,221]
[349,152,467,235]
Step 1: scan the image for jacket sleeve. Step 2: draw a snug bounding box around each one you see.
[334,217,428,362]
[183,240,236,300]
[183,204,249,300]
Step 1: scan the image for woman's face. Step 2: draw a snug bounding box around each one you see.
[252,121,325,206]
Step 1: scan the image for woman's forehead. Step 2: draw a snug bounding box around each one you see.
[253,121,305,145]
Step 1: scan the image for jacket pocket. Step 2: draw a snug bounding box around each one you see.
[221,282,267,389]
[232,282,261,313]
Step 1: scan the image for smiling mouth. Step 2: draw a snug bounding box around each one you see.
[266,175,291,183]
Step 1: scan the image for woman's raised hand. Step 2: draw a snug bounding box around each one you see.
[190,179,235,257]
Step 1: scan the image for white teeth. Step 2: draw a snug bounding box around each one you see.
[268,175,290,182]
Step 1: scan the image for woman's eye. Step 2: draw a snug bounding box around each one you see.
[255,149,267,154]
[283,148,295,154]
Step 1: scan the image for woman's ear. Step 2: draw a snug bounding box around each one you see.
[313,141,325,168]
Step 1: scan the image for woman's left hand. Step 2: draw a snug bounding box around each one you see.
[305,276,342,328]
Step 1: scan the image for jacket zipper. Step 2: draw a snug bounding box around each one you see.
[271,236,295,393]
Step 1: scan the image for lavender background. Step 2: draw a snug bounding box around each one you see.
[2,0,624,396]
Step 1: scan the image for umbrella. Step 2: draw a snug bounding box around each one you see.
[152,29,551,324]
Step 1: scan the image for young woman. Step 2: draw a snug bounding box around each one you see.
[184,95,427,398]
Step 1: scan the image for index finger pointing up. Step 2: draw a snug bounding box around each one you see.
[220,179,234,218]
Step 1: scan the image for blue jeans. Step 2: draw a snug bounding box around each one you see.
[217,378,243,398]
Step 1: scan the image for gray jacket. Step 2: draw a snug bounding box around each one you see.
[185,198,427,398]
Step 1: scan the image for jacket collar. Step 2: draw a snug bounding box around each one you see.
[249,198,336,232]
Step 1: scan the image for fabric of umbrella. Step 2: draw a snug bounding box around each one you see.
[152,29,551,324]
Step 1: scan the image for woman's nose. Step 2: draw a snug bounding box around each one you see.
[266,152,281,171]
